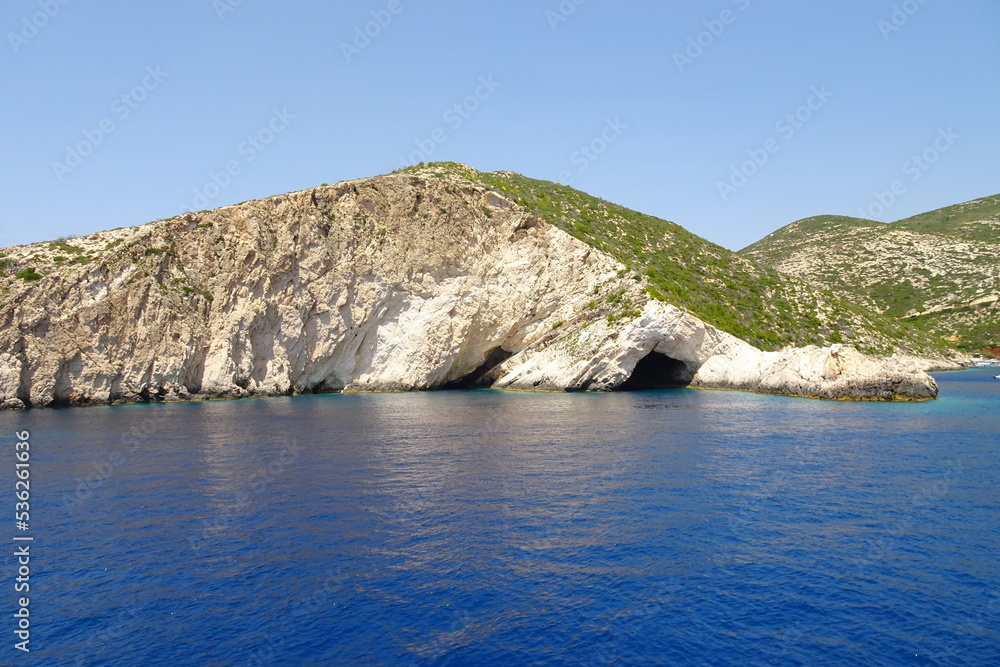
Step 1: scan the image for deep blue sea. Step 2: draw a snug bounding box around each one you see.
[2,368,998,665]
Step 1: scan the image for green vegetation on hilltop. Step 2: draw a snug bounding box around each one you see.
[458,168,947,355]
[893,195,1000,243]
[742,215,881,255]
[742,196,999,352]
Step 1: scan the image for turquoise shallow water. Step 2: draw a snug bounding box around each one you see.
[3,368,998,665]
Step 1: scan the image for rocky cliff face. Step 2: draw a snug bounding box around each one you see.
[0,169,941,408]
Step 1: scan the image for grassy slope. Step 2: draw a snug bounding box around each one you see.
[741,196,1000,351]
[893,194,1000,243]
[742,215,881,255]
[400,165,945,355]
[741,215,885,303]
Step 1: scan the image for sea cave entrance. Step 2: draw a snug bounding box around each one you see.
[617,351,694,391]
[443,346,514,390]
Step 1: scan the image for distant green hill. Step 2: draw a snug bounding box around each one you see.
[742,196,1000,352]
[392,165,948,356]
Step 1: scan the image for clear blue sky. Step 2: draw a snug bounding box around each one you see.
[2,0,997,251]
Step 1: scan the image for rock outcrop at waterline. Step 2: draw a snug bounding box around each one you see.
[0,169,938,409]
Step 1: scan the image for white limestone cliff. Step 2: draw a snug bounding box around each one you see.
[0,171,938,409]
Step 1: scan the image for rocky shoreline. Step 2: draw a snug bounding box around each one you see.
[0,172,949,409]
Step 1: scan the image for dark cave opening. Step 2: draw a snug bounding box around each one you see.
[443,346,514,389]
[617,351,694,391]
[137,386,168,403]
